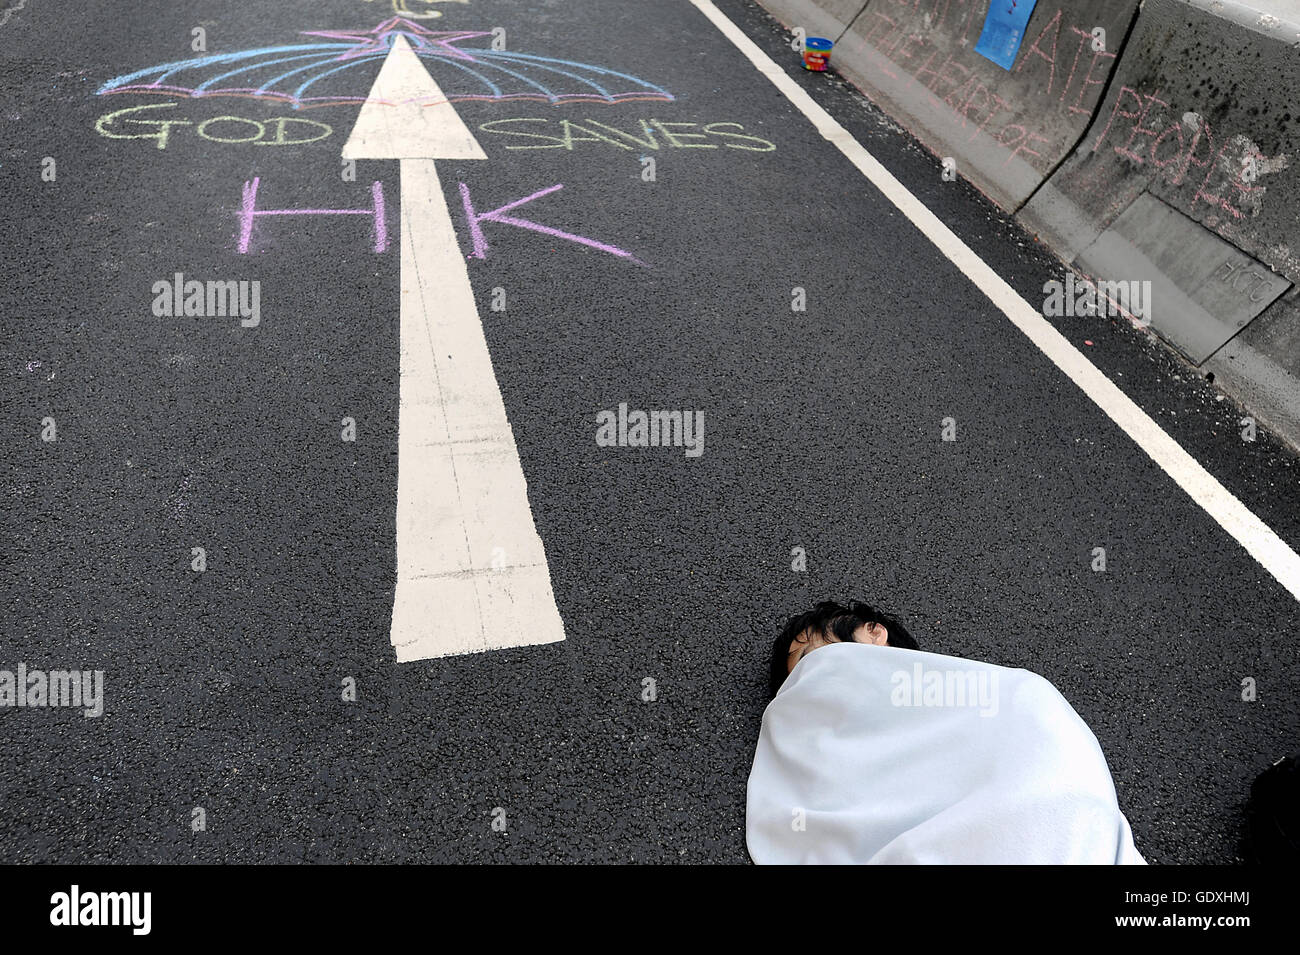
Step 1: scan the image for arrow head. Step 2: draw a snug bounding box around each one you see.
[342,35,487,160]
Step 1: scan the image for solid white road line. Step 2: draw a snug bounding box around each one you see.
[691,0,1300,603]
[344,36,566,660]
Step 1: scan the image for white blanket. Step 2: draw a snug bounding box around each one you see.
[747,642,1146,864]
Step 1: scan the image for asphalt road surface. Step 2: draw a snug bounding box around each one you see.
[3,0,1299,864]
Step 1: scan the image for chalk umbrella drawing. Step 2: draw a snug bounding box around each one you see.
[97,17,674,109]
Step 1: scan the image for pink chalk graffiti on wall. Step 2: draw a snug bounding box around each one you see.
[859,2,1116,168]
[857,0,1279,219]
[1089,87,1271,222]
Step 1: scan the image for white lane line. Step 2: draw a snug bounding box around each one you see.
[344,36,566,660]
[691,0,1300,603]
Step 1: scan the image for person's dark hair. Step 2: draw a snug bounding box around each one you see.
[768,600,919,699]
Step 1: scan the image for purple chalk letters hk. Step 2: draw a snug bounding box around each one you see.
[233,178,644,265]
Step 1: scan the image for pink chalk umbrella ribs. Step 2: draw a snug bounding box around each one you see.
[97,17,673,109]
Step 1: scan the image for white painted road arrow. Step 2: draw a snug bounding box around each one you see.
[343,35,566,661]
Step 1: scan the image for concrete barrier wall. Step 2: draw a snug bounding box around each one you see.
[1019,0,1300,437]
[755,0,1300,447]
[1022,0,1300,283]
[815,0,1140,208]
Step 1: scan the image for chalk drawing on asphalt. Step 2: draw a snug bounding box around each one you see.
[98,17,674,110]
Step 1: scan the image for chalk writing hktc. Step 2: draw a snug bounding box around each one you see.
[230,178,644,265]
[1215,260,1283,304]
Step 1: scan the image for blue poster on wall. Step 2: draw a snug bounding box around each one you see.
[974,0,1040,70]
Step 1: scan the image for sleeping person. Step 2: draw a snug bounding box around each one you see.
[748,600,1146,865]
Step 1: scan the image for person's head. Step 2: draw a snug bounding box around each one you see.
[768,600,919,698]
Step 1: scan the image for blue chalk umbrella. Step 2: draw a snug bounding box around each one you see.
[98,17,674,109]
